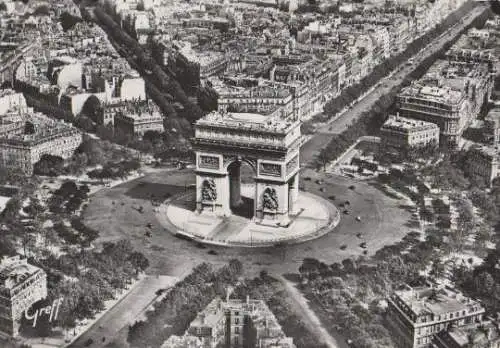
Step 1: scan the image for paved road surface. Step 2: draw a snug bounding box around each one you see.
[277,275,350,348]
[68,275,177,348]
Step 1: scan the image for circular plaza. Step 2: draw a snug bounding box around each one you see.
[156,183,340,247]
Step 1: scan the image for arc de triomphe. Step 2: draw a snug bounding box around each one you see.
[192,111,301,225]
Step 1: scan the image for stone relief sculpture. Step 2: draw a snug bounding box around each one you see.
[260,162,281,177]
[199,155,219,169]
[201,179,217,201]
[262,187,278,211]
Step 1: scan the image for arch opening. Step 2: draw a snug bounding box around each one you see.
[227,159,255,219]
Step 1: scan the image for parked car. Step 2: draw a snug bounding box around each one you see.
[340,245,347,250]
[359,242,367,249]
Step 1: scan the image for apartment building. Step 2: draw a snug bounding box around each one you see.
[484,106,500,145]
[380,114,440,151]
[397,61,492,147]
[0,116,82,175]
[387,284,485,348]
[113,100,164,137]
[162,296,296,348]
[464,145,499,187]
[0,256,47,337]
[433,320,500,348]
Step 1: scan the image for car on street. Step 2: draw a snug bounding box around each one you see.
[340,245,347,250]
[343,210,350,215]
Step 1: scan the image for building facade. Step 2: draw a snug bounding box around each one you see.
[484,107,500,145]
[433,321,500,348]
[465,146,499,187]
[162,296,296,348]
[114,104,164,137]
[396,61,493,147]
[0,118,82,175]
[0,256,47,337]
[387,284,485,348]
[380,114,440,152]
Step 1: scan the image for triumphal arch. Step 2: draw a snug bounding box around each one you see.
[192,111,301,224]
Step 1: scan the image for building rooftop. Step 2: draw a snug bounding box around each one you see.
[217,85,292,99]
[161,335,203,348]
[435,320,500,347]
[196,111,297,134]
[0,113,79,145]
[0,256,43,291]
[189,297,225,328]
[382,115,439,132]
[394,285,484,318]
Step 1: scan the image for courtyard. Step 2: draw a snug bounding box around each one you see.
[82,166,415,278]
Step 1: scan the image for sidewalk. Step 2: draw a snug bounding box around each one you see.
[24,275,146,348]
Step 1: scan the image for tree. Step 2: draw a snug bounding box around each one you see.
[59,180,79,197]
[429,259,445,280]
[33,154,65,176]
[80,95,102,123]
[0,236,16,258]
[316,150,330,172]
[33,5,50,16]
[60,11,82,31]
[299,258,321,274]
[77,136,105,166]
[74,115,96,133]
[128,252,149,275]
[0,3,7,12]
[143,130,162,144]
[23,197,45,218]
[24,121,35,134]
[197,87,218,112]
[67,152,89,176]
[20,298,54,337]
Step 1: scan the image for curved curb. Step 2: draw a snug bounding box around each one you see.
[155,189,341,248]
